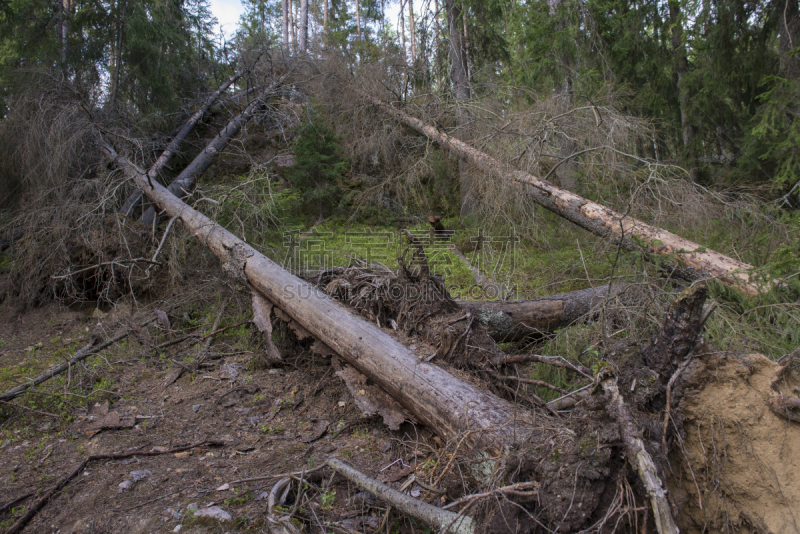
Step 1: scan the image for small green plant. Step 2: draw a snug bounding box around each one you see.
[352,428,369,439]
[320,489,336,510]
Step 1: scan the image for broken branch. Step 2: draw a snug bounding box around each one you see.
[326,458,475,534]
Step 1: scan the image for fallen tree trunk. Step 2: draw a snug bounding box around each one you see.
[121,57,261,217]
[140,77,284,226]
[458,283,628,341]
[363,95,762,296]
[101,142,535,451]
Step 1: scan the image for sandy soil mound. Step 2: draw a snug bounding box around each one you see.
[671,348,800,533]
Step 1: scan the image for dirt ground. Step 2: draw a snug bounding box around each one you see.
[669,346,800,534]
[0,300,446,534]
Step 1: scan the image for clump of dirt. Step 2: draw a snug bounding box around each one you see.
[671,348,800,533]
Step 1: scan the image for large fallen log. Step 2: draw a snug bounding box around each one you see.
[458,283,628,341]
[100,142,535,451]
[363,95,763,296]
[121,56,262,217]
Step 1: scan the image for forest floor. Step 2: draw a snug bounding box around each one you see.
[0,284,447,534]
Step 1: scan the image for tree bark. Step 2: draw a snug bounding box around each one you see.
[363,95,763,296]
[140,80,280,227]
[299,0,309,52]
[100,144,536,452]
[458,283,628,342]
[323,0,328,34]
[121,60,257,217]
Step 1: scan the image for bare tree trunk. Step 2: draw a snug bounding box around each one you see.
[323,0,328,34]
[100,147,536,452]
[409,0,416,62]
[120,60,257,217]
[355,0,362,40]
[434,0,442,89]
[289,0,297,53]
[140,79,280,227]
[780,0,800,79]
[400,0,406,59]
[299,0,309,52]
[109,0,125,109]
[59,0,69,70]
[669,0,697,178]
[461,2,471,83]
[363,94,763,296]
[445,0,474,215]
[282,0,289,53]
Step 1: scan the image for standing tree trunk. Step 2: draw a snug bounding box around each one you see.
[299,0,309,52]
[59,0,69,70]
[355,0,362,40]
[109,0,125,109]
[363,94,764,296]
[289,0,297,53]
[409,0,416,62]
[547,0,578,190]
[434,0,442,89]
[323,0,328,34]
[669,0,697,179]
[779,0,800,79]
[445,0,474,215]
[400,0,406,59]
[282,0,290,53]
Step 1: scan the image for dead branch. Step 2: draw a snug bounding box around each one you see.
[326,458,475,534]
[601,375,679,534]
[491,353,592,377]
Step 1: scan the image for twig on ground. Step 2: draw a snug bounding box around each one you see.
[442,481,539,510]
[0,492,33,515]
[488,371,568,395]
[227,465,327,486]
[114,490,182,512]
[492,353,592,378]
[0,399,60,418]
